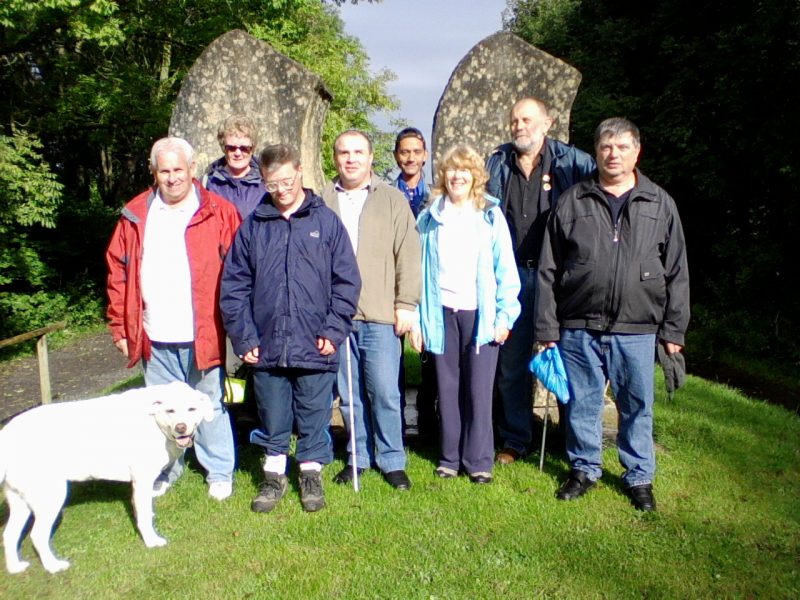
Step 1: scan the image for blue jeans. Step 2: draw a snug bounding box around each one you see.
[496,265,536,454]
[558,329,656,487]
[143,342,235,484]
[250,368,334,465]
[338,321,405,473]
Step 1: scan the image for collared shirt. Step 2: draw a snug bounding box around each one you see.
[140,189,199,342]
[335,181,370,255]
[396,174,427,217]
[504,144,552,263]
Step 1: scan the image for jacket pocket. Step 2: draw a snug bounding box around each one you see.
[628,258,666,324]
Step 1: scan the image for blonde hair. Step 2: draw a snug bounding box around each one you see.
[432,145,489,210]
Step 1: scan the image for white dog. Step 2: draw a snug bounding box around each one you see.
[0,381,214,574]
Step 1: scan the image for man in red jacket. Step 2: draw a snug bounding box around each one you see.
[106,137,241,501]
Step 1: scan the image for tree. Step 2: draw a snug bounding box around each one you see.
[505,0,800,361]
[0,0,396,338]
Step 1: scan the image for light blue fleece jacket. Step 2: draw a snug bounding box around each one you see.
[416,193,521,354]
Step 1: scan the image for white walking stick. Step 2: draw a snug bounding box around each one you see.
[345,337,359,492]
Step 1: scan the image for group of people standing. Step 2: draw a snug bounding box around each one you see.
[106,96,689,515]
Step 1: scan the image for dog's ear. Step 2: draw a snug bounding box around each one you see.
[148,399,165,416]
[197,393,215,422]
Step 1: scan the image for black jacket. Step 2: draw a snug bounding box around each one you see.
[535,170,690,346]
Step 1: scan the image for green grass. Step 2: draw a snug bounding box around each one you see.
[2,374,798,599]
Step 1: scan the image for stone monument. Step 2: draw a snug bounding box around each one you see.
[432,31,582,168]
[169,29,332,192]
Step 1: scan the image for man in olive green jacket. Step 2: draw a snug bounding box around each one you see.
[322,129,421,490]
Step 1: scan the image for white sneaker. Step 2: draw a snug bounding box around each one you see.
[208,481,233,501]
[152,479,171,498]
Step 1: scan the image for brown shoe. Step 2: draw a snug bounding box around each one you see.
[495,448,521,465]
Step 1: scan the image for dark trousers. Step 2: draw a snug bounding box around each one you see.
[250,368,335,465]
[416,352,439,439]
[434,308,499,474]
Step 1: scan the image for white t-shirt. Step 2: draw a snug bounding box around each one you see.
[335,182,369,255]
[140,190,199,342]
[437,199,481,310]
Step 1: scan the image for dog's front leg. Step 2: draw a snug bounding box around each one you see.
[131,479,167,547]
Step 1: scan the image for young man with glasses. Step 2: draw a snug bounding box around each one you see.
[220,144,361,513]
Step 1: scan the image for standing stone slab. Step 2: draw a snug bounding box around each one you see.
[432,32,582,168]
[169,29,331,192]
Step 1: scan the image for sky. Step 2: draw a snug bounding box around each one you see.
[337,0,509,159]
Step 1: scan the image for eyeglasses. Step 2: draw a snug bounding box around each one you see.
[264,172,299,193]
[224,144,253,154]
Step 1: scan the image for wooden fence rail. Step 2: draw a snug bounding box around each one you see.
[0,321,67,404]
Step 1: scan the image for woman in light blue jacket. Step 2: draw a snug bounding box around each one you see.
[410,145,521,483]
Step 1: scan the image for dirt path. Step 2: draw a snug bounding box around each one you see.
[0,331,136,422]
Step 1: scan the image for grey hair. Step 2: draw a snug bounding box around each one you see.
[594,117,641,148]
[149,137,195,171]
[216,114,259,150]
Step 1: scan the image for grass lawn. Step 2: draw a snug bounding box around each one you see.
[1,372,798,599]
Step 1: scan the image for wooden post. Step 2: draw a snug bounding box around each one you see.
[0,321,65,406]
[37,334,52,404]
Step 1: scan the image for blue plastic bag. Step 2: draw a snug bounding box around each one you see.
[528,346,570,404]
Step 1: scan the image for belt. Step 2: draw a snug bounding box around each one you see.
[517,260,537,269]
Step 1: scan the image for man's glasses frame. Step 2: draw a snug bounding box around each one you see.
[264,172,299,193]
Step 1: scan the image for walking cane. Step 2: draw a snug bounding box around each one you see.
[539,390,551,472]
[345,337,359,492]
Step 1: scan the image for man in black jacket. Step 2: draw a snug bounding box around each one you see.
[535,118,689,511]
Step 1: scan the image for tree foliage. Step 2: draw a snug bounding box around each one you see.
[0,0,395,339]
[505,0,800,362]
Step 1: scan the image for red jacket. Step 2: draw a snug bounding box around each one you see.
[106,181,242,370]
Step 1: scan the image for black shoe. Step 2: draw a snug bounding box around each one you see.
[626,484,656,512]
[298,471,326,512]
[333,465,365,485]
[556,469,596,501]
[384,469,412,490]
[468,472,493,484]
[251,472,288,513]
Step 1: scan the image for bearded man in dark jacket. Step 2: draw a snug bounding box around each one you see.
[486,97,595,465]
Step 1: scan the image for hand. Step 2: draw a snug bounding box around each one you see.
[114,338,129,357]
[543,341,558,349]
[317,337,336,356]
[394,308,416,336]
[242,347,260,364]
[494,326,510,345]
[662,341,683,355]
[408,329,424,353]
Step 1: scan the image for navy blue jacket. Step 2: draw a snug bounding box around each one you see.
[486,138,596,210]
[220,190,361,371]
[204,157,264,220]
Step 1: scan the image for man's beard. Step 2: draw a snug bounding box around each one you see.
[513,137,535,153]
